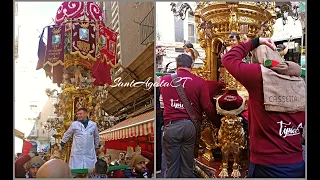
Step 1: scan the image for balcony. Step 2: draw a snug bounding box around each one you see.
[136,7,154,45]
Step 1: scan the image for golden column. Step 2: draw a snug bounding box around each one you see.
[57,84,94,163]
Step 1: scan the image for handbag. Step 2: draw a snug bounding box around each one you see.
[171,73,201,158]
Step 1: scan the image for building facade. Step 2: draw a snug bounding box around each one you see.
[28,94,59,152]
[99,2,155,156]
[272,2,306,65]
[104,1,154,68]
[156,2,306,71]
[156,2,205,72]
[14,2,61,152]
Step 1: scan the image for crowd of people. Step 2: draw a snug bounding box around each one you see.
[156,33,306,178]
[15,34,305,179]
[15,107,154,178]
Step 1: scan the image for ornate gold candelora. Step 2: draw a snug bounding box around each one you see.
[54,52,107,163]
[39,2,114,164]
[57,68,94,163]
[192,1,276,178]
[55,58,110,163]
[193,1,276,81]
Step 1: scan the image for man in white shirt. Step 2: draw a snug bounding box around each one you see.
[61,107,100,170]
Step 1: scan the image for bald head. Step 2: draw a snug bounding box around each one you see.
[36,159,72,178]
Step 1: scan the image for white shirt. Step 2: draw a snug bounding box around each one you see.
[61,120,100,169]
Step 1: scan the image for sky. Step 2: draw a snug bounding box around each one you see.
[15,2,63,63]
[14,2,62,140]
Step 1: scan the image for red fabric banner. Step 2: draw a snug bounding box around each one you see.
[92,60,112,86]
[71,21,97,60]
[98,24,118,67]
[52,64,64,86]
[44,24,65,67]
[22,140,32,155]
[55,2,105,26]
[91,25,118,86]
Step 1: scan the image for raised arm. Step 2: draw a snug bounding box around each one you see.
[221,38,261,88]
[221,37,276,89]
[15,153,34,178]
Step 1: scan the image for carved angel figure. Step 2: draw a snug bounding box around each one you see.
[76,97,86,110]
[74,65,84,87]
[94,102,101,118]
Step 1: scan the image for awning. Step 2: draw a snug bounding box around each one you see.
[99,110,154,141]
[15,129,25,139]
[101,42,154,116]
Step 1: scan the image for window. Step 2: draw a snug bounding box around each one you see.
[30,104,38,114]
[174,19,184,42]
[175,48,184,53]
[174,2,184,43]
[188,23,197,44]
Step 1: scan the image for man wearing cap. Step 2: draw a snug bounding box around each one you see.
[110,151,154,178]
[15,152,45,178]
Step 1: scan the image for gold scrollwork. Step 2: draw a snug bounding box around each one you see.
[199,40,207,48]
[238,16,256,24]
[194,1,276,81]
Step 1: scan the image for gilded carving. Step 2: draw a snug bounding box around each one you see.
[217,116,245,178]
[211,16,228,24]
[199,40,207,48]
[238,16,256,24]
[192,2,276,178]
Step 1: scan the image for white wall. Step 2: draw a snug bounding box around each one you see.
[156,2,175,42]
[15,137,24,154]
[156,2,197,43]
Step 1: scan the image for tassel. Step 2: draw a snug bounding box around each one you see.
[264,59,280,67]
[264,59,305,78]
